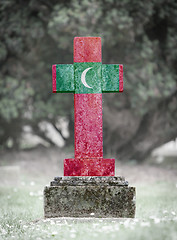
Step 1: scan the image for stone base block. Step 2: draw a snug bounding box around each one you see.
[64,158,115,176]
[44,177,136,218]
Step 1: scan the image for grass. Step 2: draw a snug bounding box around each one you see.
[0,180,177,240]
[0,148,177,239]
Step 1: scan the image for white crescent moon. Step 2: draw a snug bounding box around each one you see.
[81,67,93,89]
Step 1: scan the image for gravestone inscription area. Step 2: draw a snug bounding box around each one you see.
[44,37,136,218]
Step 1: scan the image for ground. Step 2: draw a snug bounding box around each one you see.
[0,147,177,240]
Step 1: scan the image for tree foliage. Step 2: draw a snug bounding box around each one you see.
[0,0,177,160]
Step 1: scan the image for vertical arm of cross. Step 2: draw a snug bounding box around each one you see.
[74,37,103,160]
[52,37,123,176]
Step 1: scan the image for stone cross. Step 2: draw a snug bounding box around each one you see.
[52,37,123,176]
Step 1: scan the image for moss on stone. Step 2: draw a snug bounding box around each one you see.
[44,177,136,218]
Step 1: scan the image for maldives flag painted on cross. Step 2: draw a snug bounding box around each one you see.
[52,37,123,176]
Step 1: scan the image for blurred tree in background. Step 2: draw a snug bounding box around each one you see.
[0,0,177,161]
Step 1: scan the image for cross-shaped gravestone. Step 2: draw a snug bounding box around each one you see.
[52,37,123,176]
[44,37,135,218]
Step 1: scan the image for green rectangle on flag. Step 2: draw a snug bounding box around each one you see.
[102,65,119,92]
[56,64,74,92]
[74,62,102,94]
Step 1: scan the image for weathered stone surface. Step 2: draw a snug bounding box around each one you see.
[44,177,136,218]
[74,94,103,160]
[51,176,128,186]
[64,158,115,176]
[74,37,102,63]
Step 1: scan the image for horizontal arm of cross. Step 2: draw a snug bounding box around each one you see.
[52,63,123,93]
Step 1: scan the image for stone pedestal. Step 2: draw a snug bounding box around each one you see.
[44,177,136,218]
